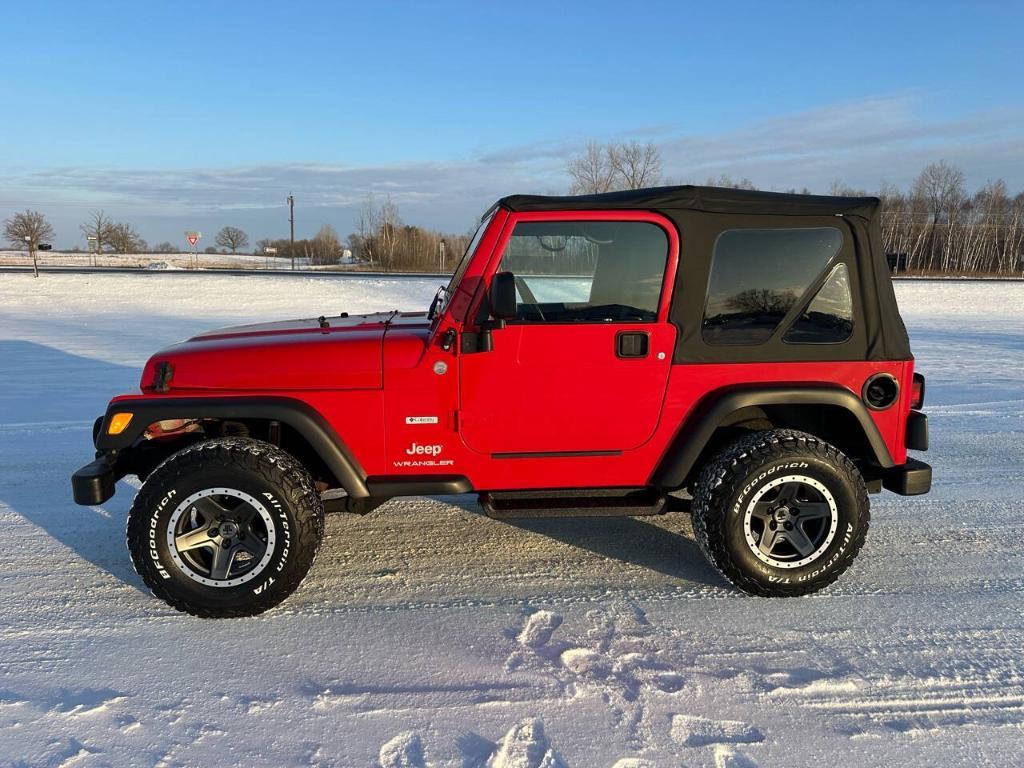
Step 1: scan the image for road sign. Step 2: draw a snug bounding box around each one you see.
[264,247,278,254]
[185,231,201,247]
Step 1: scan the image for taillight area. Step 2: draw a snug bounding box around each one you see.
[911,372,926,410]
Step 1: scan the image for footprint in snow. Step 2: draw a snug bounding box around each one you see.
[49,687,127,717]
[560,648,613,680]
[487,718,567,768]
[378,731,427,768]
[518,610,563,649]
[669,714,763,748]
[506,604,688,749]
[714,745,760,768]
[238,695,281,715]
[383,719,567,768]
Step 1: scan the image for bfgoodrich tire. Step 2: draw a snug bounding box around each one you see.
[692,430,869,597]
[126,438,324,618]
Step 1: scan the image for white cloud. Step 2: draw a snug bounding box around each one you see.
[3,94,1022,247]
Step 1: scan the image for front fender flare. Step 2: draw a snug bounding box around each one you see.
[95,396,370,498]
[650,386,895,490]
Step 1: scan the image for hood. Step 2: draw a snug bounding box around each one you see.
[140,311,428,392]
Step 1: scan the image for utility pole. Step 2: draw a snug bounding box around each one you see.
[439,239,445,272]
[287,193,295,270]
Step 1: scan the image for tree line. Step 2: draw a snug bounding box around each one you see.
[6,149,1024,275]
[348,196,473,272]
[566,142,1024,276]
[3,202,473,272]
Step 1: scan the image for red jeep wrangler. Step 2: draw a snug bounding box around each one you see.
[72,186,930,617]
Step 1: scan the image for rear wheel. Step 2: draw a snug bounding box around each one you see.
[126,438,324,617]
[692,429,869,597]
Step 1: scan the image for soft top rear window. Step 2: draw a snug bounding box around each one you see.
[702,227,843,345]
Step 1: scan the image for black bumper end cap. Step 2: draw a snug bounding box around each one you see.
[72,457,116,505]
[883,458,932,496]
[906,410,928,451]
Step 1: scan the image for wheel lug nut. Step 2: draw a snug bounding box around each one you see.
[784,522,793,530]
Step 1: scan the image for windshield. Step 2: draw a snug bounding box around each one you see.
[429,211,493,321]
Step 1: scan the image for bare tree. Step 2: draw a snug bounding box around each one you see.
[107,222,146,254]
[377,196,402,271]
[80,210,115,254]
[4,210,55,277]
[347,196,472,272]
[310,225,341,265]
[567,142,618,194]
[727,288,798,315]
[4,209,55,248]
[912,160,966,271]
[214,226,250,254]
[352,194,403,270]
[356,196,379,267]
[609,141,662,189]
[829,180,868,197]
[705,174,757,190]
[915,160,966,223]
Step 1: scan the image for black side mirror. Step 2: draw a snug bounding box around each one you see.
[489,271,517,320]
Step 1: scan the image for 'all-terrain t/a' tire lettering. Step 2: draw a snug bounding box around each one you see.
[692,429,870,597]
[126,438,324,618]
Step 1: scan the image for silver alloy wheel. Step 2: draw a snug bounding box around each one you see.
[166,488,276,587]
[743,474,839,569]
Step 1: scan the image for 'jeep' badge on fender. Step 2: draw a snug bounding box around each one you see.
[406,442,443,456]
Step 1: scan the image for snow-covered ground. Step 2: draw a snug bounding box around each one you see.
[0,274,1022,767]
[0,250,357,271]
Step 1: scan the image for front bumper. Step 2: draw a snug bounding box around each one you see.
[883,458,932,496]
[71,454,117,505]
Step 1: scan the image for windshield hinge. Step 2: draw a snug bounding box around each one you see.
[440,327,456,351]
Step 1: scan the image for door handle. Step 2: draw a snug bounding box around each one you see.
[616,331,649,358]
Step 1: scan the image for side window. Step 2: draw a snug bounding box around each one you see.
[498,221,668,322]
[783,263,854,344]
[702,227,844,345]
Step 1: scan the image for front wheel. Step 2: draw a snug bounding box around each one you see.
[692,430,870,597]
[126,438,324,617]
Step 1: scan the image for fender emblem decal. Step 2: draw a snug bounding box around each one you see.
[405,416,439,425]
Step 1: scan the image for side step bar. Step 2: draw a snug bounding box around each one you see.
[481,487,668,519]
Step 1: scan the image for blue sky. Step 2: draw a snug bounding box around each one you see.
[2,0,1022,247]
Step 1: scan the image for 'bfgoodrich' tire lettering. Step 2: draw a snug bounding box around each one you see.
[692,430,870,597]
[126,438,323,618]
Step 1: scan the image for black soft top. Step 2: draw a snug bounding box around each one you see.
[495,185,910,364]
[501,185,880,220]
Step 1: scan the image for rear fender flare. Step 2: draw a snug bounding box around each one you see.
[650,386,894,490]
[95,396,370,498]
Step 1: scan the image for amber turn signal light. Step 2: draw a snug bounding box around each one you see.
[107,412,134,435]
